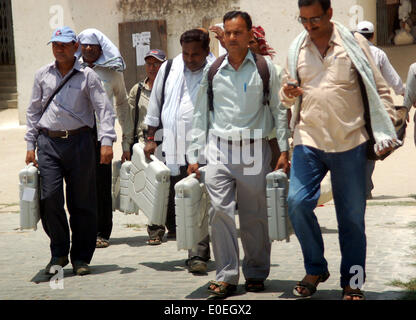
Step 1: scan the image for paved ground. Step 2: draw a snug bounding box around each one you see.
[0,108,415,301]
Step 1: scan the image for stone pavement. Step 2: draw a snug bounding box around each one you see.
[0,108,415,301]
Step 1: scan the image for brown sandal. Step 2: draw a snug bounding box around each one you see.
[293,272,330,297]
[146,238,162,245]
[207,281,237,300]
[96,237,109,248]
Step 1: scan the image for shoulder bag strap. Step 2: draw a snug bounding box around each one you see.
[41,68,79,116]
[133,83,143,145]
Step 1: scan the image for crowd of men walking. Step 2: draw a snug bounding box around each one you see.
[24,0,416,300]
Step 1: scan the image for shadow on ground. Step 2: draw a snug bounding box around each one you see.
[139,259,216,274]
[320,227,338,234]
[373,195,416,201]
[185,278,406,300]
[30,264,136,283]
[109,235,149,247]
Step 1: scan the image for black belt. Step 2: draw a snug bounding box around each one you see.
[217,137,264,146]
[41,126,91,138]
[228,139,255,145]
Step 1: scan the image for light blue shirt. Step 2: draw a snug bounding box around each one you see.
[187,50,289,164]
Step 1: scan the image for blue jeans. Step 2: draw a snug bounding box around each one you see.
[288,143,367,288]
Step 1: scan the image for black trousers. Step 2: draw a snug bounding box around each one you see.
[147,165,211,261]
[37,130,97,263]
[95,141,113,240]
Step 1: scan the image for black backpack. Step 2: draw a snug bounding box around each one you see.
[207,51,271,111]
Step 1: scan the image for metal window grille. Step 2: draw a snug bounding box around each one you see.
[0,0,15,65]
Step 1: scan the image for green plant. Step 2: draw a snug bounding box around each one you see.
[389,279,416,300]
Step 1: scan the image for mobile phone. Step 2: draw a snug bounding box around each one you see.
[287,81,298,88]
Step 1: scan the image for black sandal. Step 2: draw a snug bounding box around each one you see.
[293,272,330,297]
[207,280,237,300]
[245,279,265,292]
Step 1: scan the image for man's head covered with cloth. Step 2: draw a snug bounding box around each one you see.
[250,25,277,58]
[77,28,126,71]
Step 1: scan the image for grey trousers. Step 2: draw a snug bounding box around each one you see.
[204,138,272,285]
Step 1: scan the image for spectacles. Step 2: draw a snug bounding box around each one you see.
[297,14,326,25]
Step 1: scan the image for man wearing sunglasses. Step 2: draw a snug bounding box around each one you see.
[280,0,398,300]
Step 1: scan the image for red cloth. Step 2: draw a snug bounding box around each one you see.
[252,25,276,58]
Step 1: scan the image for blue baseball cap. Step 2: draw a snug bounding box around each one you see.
[144,49,166,62]
[48,26,77,44]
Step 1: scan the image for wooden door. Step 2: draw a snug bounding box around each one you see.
[119,20,167,92]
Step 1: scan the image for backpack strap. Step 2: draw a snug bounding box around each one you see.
[208,54,227,111]
[132,82,143,147]
[207,52,270,112]
[252,52,270,106]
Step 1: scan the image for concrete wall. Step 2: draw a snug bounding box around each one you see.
[13,0,240,124]
[12,0,416,124]
[117,0,239,58]
[358,0,416,83]
[12,0,124,124]
[238,0,358,66]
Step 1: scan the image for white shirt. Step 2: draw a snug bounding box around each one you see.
[144,54,207,175]
[369,42,405,96]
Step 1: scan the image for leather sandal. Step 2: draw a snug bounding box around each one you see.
[96,237,109,248]
[146,237,162,245]
[293,272,330,297]
[207,280,237,300]
[342,287,365,300]
[245,279,265,292]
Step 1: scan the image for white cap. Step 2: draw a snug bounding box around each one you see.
[357,21,374,34]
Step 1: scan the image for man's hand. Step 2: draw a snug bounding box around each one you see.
[100,145,113,165]
[121,151,131,163]
[25,150,38,167]
[375,145,394,157]
[283,79,303,99]
[143,141,157,160]
[274,151,290,174]
[209,25,226,48]
[187,163,200,180]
